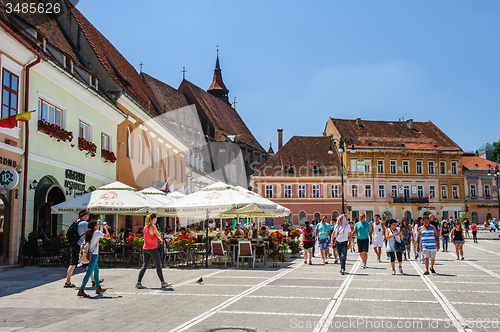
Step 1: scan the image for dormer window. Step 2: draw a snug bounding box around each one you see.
[64,55,73,74]
[35,30,46,52]
[90,75,98,90]
[283,164,293,174]
[311,164,320,174]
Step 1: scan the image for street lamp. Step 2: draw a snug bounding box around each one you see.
[487,164,500,222]
[328,137,355,215]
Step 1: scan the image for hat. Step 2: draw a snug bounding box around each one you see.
[78,210,90,218]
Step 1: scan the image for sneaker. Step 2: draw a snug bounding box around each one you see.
[76,263,83,268]
[378,259,382,263]
[341,270,345,275]
[461,257,464,260]
[334,259,339,264]
[304,261,307,264]
[309,261,312,265]
[392,269,396,275]
[136,283,147,289]
[399,267,403,274]
[161,282,173,288]
[430,268,436,274]
[423,271,430,275]
[324,261,329,264]
[362,263,367,268]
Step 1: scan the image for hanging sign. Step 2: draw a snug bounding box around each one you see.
[0,167,19,190]
[412,186,417,194]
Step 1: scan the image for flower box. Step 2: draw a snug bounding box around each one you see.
[101,148,117,163]
[78,137,97,157]
[38,120,73,142]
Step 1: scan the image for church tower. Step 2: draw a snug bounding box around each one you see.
[207,51,230,105]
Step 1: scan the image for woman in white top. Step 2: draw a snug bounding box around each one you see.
[385,219,404,275]
[78,220,110,297]
[332,215,352,275]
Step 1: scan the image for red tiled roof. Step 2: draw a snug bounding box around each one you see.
[254,136,341,177]
[329,118,462,150]
[178,79,264,152]
[66,1,157,116]
[463,156,500,171]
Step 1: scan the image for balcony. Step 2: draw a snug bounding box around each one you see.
[393,197,429,204]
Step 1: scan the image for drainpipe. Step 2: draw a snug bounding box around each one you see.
[18,55,42,264]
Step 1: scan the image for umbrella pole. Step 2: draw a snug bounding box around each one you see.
[205,211,209,268]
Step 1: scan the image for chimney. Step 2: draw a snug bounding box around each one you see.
[406,119,414,130]
[355,118,362,127]
[277,129,283,150]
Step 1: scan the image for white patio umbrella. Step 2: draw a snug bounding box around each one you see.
[167,191,185,199]
[227,186,291,217]
[163,181,267,219]
[51,181,164,215]
[139,187,175,205]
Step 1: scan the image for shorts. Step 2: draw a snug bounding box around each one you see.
[357,239,369,252]
[422,250,437,260]
[372,238,383,248]
[318,238,329,251]
[303,241,314,250]
[454,240,464,245]
[70,243,80,266]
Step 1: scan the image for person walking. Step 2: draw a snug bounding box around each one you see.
[352,213,372,268]
[349,221,356,252]
[302,221,314,265]
[65,210,89,288]
[385,220,404,275]
[372,215,385,262]
[316,216,331,264]
[463,218,470,238]
[400,218,412,261]
[451,222,465,260]
[77,220,110,297]
[441,221,450,252]
[332,215,352,275]
[417,217,440,275]
[471,222,478,243]
[412,218,422,261]
[136,214,172,289]
[311,220,317,257]
[329,218,339,263]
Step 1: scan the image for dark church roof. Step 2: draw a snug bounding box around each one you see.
[178,79,264,152]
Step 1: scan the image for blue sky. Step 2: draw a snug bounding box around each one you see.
[78,0,500,153]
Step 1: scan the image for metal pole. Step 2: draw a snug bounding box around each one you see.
[496,172,500,222]
[341,157,345,215]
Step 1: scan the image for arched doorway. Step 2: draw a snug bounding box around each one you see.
[404,211,412,222]
[0,195,9,264]
[472,212,478,224]
[34,176,66,239]
[486,213,492,221]
[313,212,321,224]
[299,211,307,225]
[331,211,339,221]
[382,210,392,221]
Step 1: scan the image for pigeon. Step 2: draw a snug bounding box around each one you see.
[197,277,203,284]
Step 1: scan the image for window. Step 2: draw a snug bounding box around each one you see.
[265,185,273,198]
[404,185,410,199]
[311,164,319,174]
[126,128,131,158]
[351,184,358,197]
[284,185,291,198]
[101,133,110,151]
[377,160,384,173]
[485,184,491,198]
[365,184,372,198]
[416,160,423,174]
[138,135,143,163]
[417,185,424,198]
[149,143,153,168]
[429,185,436,199]
[378,184,385,198]
[331,185,338,198]
[470,184,476,197]
[391,185,398,198]
[283,164,292,174]
[440,161,446,175]
[172,157,176,178]
[165,153,168,176]
[364,160,371,173]
[390,160,397,174]
[78,120,91,141]
[428,161,435,174]
[312,185,320,198]
[441,185,448,199]
[178,160,182,181]
[299,211,307,224]
[298,185,305,198]
[451,162,457,175]
[403,160,409,174]
[351,159,358,174]
[1,69,19,118]
[452,185,459,199]
[39,99,63,127]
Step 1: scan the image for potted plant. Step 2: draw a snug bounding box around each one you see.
[23,231,39,266]
[41,235,66,252]
[268,231,289,262]
[170,234,195,251]
[127,234,144,252]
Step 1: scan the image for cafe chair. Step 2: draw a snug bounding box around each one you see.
[210,240,230,268]
[237,240,255,268]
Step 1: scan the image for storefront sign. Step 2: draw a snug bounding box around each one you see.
[0,157,17,168]
[0,167,19,190]
[65,169,86,192]
[412,186,417,194]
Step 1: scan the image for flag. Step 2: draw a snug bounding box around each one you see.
[158,178,169,192]
[168,181,176,193]
[0,111,34,129]
[179,185,187,195]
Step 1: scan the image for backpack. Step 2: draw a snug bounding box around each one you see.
[79,240,98,264]
[67,220,82,245]
[305,228,314,241]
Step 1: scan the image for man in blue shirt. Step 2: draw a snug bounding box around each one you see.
[64,210,89,287]
[316,216,332,264]
[352,213,372,268]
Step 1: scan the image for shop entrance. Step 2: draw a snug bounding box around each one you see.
[0,195,9,265]
[34,176,66,240]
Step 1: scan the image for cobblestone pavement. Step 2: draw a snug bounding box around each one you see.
[1,239,499,332]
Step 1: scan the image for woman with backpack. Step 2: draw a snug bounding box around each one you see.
[302,221,314,265]
[77,220,110,297]
[385,219,404,275]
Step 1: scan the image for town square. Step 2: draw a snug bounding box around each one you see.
[1,0,500,331]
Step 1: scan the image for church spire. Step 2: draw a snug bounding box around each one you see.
[208,50,230,105]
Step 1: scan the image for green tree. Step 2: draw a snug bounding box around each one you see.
[493,141,500,163]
